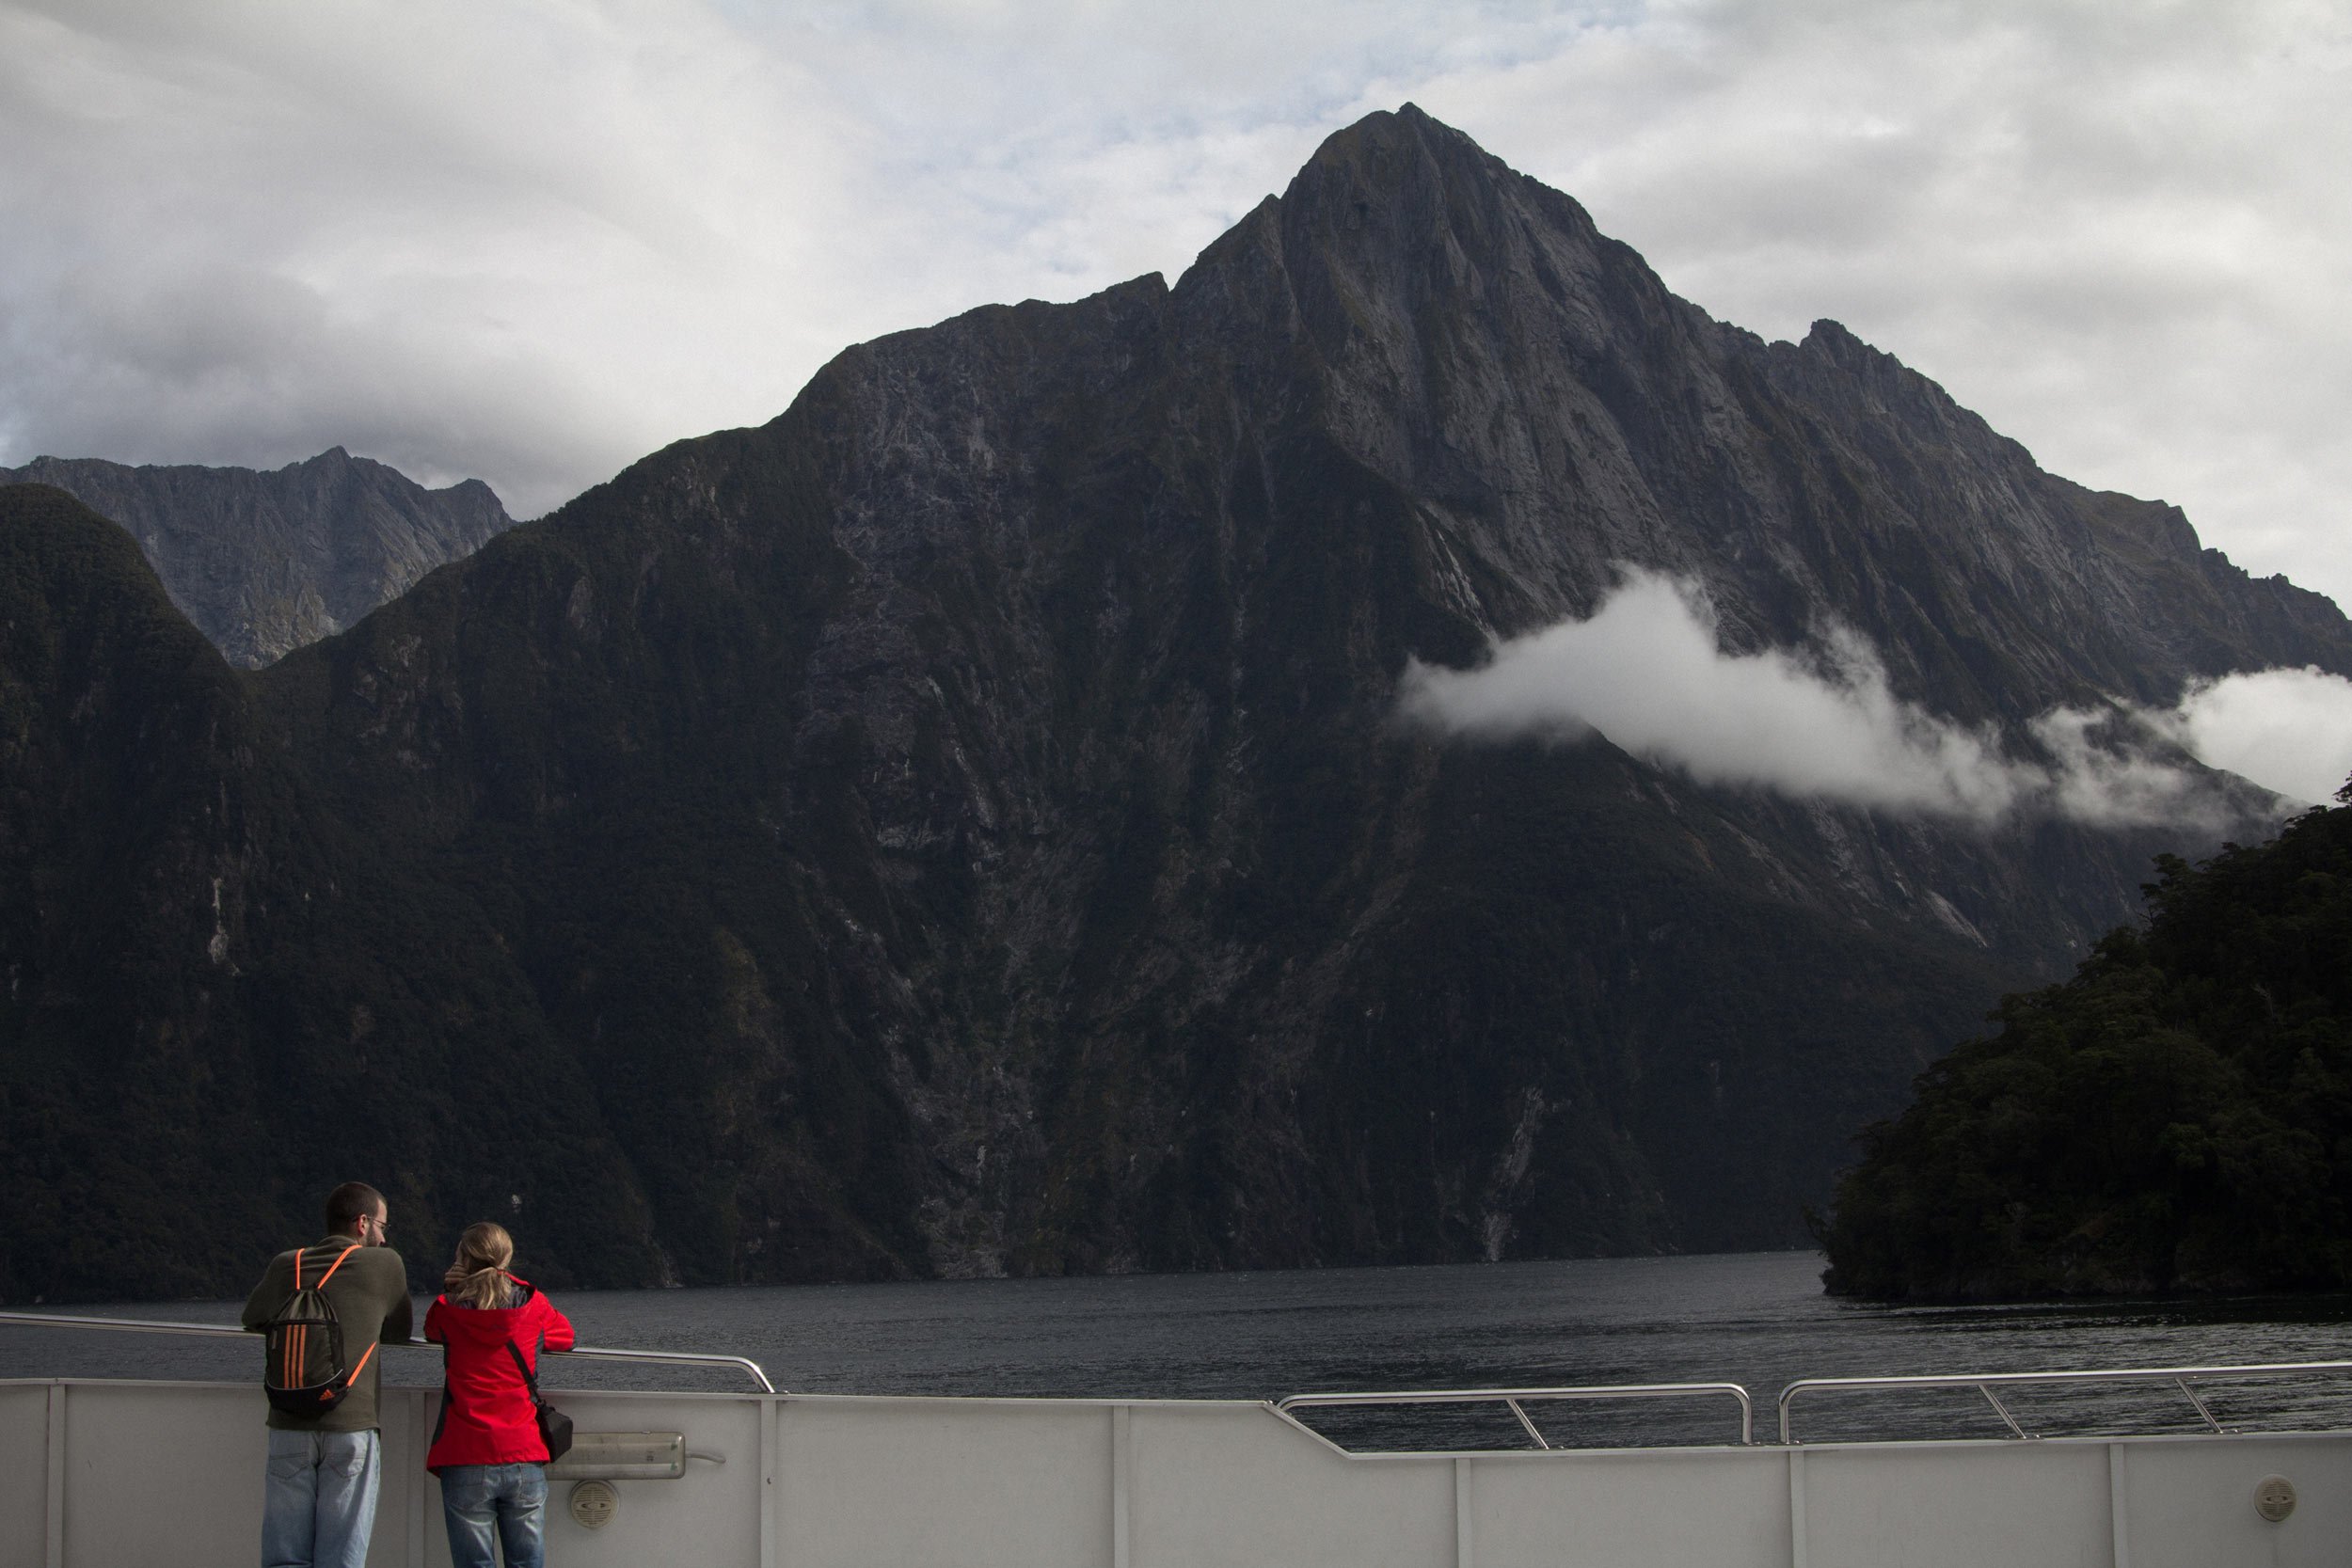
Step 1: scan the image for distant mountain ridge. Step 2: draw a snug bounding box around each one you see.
[0,449,513,667]
[2,106,2348,1301]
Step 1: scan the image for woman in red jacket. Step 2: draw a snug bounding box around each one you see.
[424,1222,575,1568]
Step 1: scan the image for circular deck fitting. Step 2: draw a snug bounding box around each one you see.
[568,1479,619,1530]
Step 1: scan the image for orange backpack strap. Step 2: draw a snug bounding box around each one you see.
[342,1341,378,1386]
[313,1244,362,1289]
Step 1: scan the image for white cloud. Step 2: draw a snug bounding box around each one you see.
[1396,570,2255,830]
[2024,705,2221,832]
[1,0,2348,610]
[0,0,878,514]
[2144,667,2352,805]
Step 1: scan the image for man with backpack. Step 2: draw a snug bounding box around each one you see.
[242,1181,414,1568]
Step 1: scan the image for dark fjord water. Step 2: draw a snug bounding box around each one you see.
[12,1251,2351,1447]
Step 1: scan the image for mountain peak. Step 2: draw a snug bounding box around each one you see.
[1800,318,1869,360]
[1286,102,1545,227]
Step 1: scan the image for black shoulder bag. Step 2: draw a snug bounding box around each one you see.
[504,1338,575,1462]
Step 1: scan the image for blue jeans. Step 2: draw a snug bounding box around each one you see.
[262,1428,380,1568]
[439,1463,548,1568]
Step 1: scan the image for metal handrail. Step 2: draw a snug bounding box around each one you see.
[1776,1359,2352,1444]
[0,1309,779,1394]
[1279,1382,1756,1448]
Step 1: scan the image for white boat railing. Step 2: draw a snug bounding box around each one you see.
[1776,1359,2352,1443]
[0,1308,779,1392]
[13,1309,2352,1453]
[1278,1381,1757,1447]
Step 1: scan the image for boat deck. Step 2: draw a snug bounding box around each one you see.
[8,1373,2352,1567]
[5,1311,2350,1567]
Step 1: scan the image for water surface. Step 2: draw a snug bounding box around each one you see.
[10,1251,2349,1446]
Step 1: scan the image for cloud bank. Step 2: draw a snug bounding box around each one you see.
[2150,668,2352,805]
[1398,571,2350,825]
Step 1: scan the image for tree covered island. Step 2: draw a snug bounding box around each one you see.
[1817,779,2352,1300]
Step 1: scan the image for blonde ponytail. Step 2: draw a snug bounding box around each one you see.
[449,1221,517,1308]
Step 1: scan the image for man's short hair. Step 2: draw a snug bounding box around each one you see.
[324,1181,385,1234]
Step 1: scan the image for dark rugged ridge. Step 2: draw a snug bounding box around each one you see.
[0,448,513,668]
[5,107,2348,1299]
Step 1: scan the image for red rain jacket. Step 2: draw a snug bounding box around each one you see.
[422,1279,575,1471]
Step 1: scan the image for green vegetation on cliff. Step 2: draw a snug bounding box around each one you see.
[1817,781,2352,1300]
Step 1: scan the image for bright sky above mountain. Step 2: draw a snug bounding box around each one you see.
[3,0,2347,610]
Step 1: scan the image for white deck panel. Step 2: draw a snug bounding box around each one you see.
[1798,1438,2115,1568]
[6,1378,2352,1568]
[1127,1401,1456,1568]
[780,1396,1114,1567]
[0,1386,49,1568]
[55,1384,260,1568]
[2119,1434,2352,1568]
[548,1392,766,1567]
[1465,1445,1791,1568]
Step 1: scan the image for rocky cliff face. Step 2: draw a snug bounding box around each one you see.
[0,448,513,668]
[4,107,2347,1300]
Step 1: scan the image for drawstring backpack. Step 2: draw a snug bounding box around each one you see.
[262,1244,378,1417]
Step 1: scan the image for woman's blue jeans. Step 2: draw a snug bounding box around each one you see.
[437,1463,548,1568]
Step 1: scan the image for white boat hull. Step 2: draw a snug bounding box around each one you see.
[6,1377,2348,1567]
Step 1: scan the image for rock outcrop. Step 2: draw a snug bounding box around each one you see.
[0,448,513,667]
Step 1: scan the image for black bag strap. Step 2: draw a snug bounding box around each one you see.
[503,1338,547,1408]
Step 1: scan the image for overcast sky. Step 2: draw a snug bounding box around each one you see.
[4,0,2346,610]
